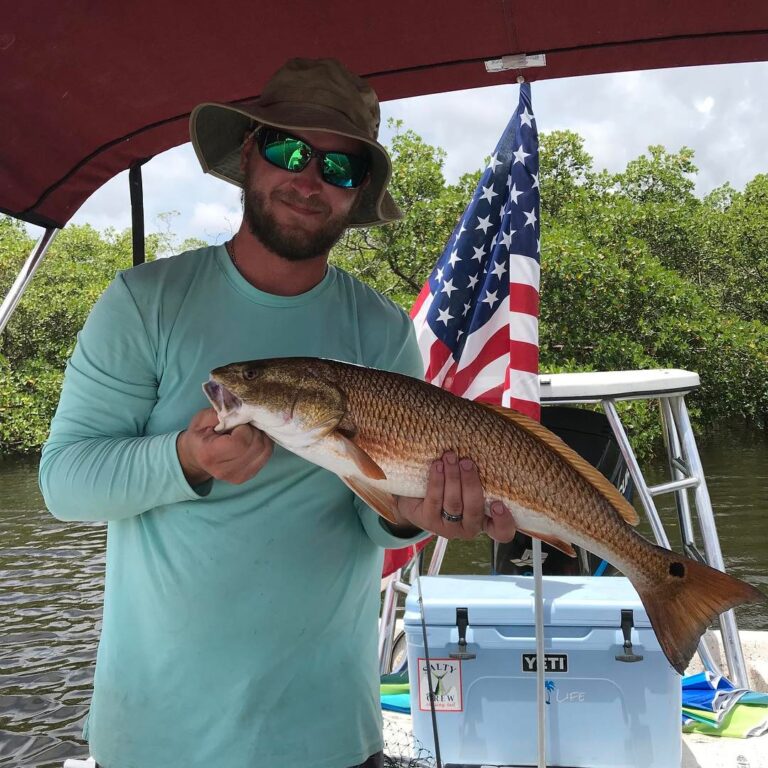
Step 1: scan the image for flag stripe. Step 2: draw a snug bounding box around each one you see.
[509,283,540,317]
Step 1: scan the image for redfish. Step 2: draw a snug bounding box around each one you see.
[203,357,765,674]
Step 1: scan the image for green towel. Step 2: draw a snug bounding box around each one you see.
[380,682,410,696]
[683,703,768,738]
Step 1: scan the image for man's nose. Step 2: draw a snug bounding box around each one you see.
[289,157,324,196]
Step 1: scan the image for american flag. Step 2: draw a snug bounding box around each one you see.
[410,83,541,420]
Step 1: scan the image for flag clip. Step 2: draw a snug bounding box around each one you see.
[484,53,547,73]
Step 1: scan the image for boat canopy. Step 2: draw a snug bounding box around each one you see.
[2,1,767,230]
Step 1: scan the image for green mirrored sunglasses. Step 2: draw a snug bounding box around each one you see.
[254,128,369,189]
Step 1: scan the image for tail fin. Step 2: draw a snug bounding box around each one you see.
[637,549,766,675]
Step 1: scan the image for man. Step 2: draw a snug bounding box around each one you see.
[40,58,516,768]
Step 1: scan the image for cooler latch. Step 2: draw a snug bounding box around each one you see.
[449,607,476,660]
[615,608,644,663]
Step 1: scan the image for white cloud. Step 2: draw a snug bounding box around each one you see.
[695,96,715,114]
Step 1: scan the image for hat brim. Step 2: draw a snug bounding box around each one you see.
[190,101,402,228]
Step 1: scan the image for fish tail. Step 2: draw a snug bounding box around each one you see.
[636,548,766,675]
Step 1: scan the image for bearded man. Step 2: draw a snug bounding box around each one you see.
[40,57,516,768]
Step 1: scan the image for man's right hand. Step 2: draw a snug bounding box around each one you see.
[176,408,274,487]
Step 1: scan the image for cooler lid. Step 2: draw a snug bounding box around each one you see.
[403,575,652,628]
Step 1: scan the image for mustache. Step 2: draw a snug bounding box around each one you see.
[272,190,329,215]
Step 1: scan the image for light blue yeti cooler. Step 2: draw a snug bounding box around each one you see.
[404,575,682,767]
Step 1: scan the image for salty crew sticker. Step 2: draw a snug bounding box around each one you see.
[417,658,463,712]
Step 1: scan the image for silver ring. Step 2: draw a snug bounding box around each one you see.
[441,510,464,523]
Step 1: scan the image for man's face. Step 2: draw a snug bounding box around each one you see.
[240,128,367,262]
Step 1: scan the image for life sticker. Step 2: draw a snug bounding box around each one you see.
[417,657,463,712]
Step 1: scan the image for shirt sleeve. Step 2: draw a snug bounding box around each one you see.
[38,273,206,522]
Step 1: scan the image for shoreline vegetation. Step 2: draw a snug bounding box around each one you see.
[2,124,767,459]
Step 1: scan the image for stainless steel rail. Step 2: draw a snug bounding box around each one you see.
[0,227,59,335]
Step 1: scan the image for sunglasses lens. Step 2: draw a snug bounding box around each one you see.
[263,135,312,173]
[323,152,368,188]
[258,130,368,188]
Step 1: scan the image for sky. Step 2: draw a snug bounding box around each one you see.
[26,60,768,249]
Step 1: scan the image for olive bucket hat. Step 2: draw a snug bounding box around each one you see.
[189,57,402,228]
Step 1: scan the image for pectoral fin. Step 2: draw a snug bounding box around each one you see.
[517,526,578,558]
[342,476,399,525]
[336,433,387,480]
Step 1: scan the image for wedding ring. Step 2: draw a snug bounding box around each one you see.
[441,510,464,523]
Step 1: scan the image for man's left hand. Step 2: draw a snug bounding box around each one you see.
[392,452,517,542]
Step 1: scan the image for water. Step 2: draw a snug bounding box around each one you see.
[1,424,766,767]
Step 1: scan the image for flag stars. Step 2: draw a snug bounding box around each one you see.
[487,153,502,172]
[480,184,498,204]
[437,307,454,326]
[436,267,445,282]
[441,278,458,297]
[524,209,538,227]
[532,173,540,189]
[519,107,535,128]
[448,249,461,267]
[471,245,486,262]
[508,183,523,204]
[454,220,467,243]
[475,214,492,234]
[500,230,514,249]
[467,273,479,290]
[482,289,499,308]
[491,261,507,280]
[513,145,530,165]
[462,301,472,317]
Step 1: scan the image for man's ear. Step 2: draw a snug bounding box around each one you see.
[240,130,256,173]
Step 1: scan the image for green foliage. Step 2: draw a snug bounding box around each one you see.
[0,221,161,453]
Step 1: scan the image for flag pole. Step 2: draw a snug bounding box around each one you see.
[533,537,547,768]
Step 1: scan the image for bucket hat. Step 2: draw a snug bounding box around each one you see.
[190,57,401,228]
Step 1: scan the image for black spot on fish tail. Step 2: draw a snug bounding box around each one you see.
[669,562,685,578]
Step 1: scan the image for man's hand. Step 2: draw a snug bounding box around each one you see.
[392,452,517,542]
[176,408,273,486]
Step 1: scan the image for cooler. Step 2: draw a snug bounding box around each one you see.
[403,575,682,767]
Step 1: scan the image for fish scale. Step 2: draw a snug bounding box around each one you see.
[204,356,766,674]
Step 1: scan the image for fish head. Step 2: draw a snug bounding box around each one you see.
[203,358,347,446]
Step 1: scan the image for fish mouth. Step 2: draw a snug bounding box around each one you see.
[203,379,243,416]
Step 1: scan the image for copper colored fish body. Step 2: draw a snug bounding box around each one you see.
[203,357,765,675]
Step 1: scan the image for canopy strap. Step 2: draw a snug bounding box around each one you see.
[129,160,149,266]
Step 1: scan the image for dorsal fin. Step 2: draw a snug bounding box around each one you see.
[479,403,640,526]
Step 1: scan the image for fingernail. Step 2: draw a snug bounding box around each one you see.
[435,461,444,474]
[444,452,457,465]
[459,458,473,471]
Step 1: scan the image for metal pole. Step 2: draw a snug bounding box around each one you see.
[0,227,59,335]
[659,398,697,547]
[427,537,449,576]
[379,568,401,674]
[669,396,750,687]
[602,400,671,548]
[533,539,547,768]
[602,398,720,677]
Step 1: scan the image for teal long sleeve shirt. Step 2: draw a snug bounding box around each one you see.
[39,245,427,768]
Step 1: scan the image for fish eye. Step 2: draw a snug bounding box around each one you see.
[243,369,257,381]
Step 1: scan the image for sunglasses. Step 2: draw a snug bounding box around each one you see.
[254,128,370,189]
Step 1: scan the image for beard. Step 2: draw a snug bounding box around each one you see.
[241,185,356,262]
